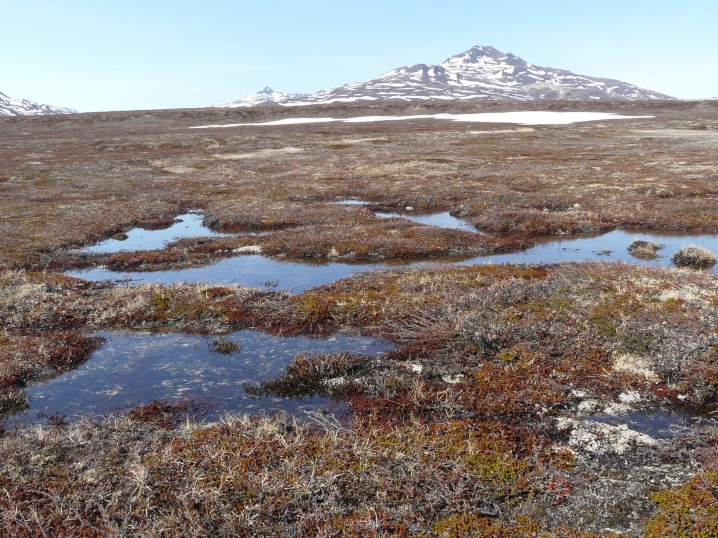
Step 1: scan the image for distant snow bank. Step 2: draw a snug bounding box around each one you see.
[438,111,654,125]
[190,111,653,129]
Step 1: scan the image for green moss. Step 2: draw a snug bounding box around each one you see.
[433,513,608,537]
[645,473,718,537]
[462,452,529,492]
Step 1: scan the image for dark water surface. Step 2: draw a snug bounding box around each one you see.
[8,330,394,426]
[587,411,695,440]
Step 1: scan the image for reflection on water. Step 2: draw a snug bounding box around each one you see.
[68,255,396,293]
[329,199,373,206]
[8,330,394,426]
[587,411,695,440]
[67,229,718,293]
[475,229,718,269]
[375,210,477,232]
[331,200,477,232]
[81,212,230,254]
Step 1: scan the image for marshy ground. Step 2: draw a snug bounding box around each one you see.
[1,99,718,536]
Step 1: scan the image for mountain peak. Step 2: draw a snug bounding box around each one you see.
[466,45,503,56]
[212,87,309,108]
[213,45,674,108]
[444,45,506,64]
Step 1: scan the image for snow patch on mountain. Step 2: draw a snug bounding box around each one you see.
[0,91,77,117]
[213,45,673,108]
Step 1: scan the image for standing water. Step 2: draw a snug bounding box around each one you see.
[81,212,231,254]
[375,210,477,232]
[8,330,394,426]
[67,228,718,292]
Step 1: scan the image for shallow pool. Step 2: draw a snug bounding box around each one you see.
[68,255,397,293]
[81,212,231,254]
[475,229,718,269]
[375,210,477,232]
[8,330,394,426]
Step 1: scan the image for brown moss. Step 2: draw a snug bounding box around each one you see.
[473,207,610,236]
[246,351,376,399]
[127,400,209,430]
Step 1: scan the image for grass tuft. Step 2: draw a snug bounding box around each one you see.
[672,244,717,269]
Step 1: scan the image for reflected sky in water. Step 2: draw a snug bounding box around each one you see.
[9,330,394,426]
[81,212,230,254]
[68,229,718,293]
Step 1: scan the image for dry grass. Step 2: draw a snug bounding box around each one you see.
[671,244,717,269]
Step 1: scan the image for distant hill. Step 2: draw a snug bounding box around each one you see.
[213,87,309,108]
[214,45,674,108]
[0,91,76,116]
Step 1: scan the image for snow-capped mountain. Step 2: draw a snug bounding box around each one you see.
[215,45,673,107]
[0,91,77,116]
[213,87,309,108]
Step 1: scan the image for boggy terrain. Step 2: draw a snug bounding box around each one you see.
[1,100,718,536]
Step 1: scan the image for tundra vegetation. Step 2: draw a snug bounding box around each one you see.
[627,240,664,260]
[1,99,718,536]
[671,245,717,269]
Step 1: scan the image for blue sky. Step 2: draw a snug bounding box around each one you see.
[2,0,717,112]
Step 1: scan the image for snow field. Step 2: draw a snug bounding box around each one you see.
[190,111,653,129]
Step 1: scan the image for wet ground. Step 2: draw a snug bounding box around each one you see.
[374,209,478,232]
[45,213,718,427]
[67,255,392,293]
[4,102,718,533]
[586,411,695,440]
[67,222,718,292]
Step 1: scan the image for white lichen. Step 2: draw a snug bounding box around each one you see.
[557,418,657,456]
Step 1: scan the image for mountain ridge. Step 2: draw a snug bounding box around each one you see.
[0,91,76,117]
[215,45,674,108]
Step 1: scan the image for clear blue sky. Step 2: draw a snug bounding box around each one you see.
[2,0,716,112]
